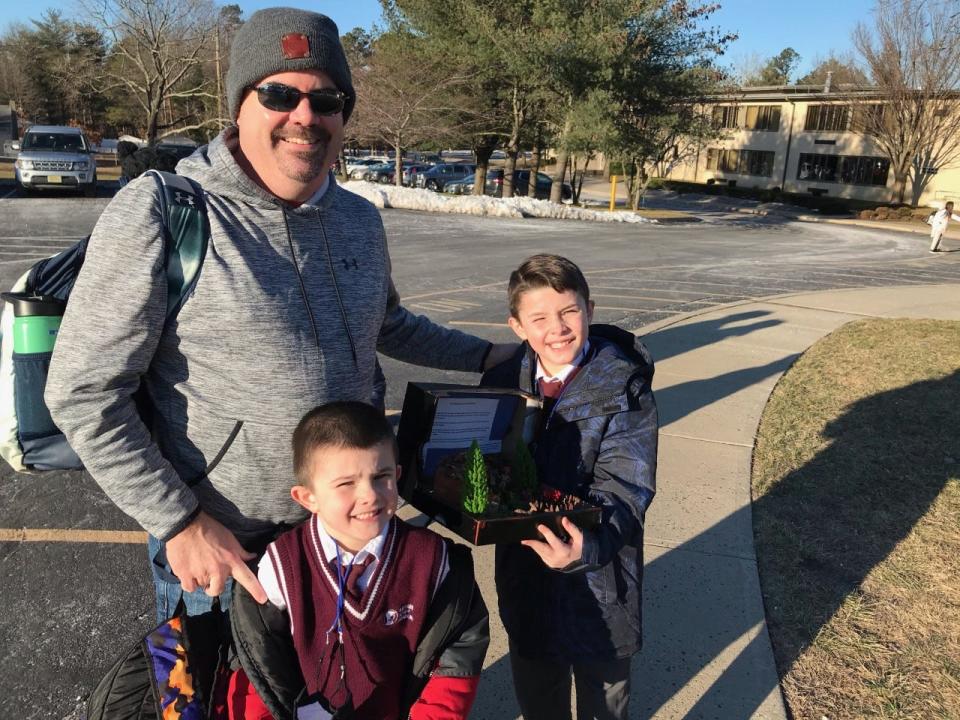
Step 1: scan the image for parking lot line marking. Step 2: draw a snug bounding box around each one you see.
[593,292,716,305]
[596,306,656,313]
[0,528,147,543]
[448,321,509,328]
[0,236,85,241]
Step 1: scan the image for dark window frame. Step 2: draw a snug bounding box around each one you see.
[797,152,890,186]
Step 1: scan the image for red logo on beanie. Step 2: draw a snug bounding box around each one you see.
[281,33,310,59]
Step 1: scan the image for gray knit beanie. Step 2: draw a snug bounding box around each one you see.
[226,7,355,123]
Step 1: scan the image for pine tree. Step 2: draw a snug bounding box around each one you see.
[462,440,489,515]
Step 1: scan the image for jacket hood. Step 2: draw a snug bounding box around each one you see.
[175,126,341,215]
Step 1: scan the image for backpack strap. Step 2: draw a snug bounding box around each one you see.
[147,170,210,319]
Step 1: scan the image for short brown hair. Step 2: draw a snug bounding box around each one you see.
[508,254,590,318]
[292,401,398,485]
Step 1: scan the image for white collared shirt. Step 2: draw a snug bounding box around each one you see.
[300,175,330,207]
[535,340,590,384]
[258,517,389,611]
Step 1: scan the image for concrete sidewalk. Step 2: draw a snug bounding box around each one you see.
[416,282,960,719]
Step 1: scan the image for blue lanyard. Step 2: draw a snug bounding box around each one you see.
[325,546,355,645]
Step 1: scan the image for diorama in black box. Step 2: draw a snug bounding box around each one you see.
[396,383,601,545]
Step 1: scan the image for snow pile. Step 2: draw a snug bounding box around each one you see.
[343,181,655,223]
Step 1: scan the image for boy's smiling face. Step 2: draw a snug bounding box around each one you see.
[508,286,594,378]
[290,440,399,553]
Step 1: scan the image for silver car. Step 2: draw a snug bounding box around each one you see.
[14,125,98,196]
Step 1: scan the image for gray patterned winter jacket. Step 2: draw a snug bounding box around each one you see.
[45,127,490,543]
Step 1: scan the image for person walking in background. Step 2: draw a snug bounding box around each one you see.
[929,200,960,252]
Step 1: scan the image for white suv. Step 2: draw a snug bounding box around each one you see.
[14,125,97,197]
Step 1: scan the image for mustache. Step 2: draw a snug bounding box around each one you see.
[272,127,331,144]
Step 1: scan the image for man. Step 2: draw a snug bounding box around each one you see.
[45,8,513,618]
[929,200,960,253]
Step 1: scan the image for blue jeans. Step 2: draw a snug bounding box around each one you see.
[147,534,232,623]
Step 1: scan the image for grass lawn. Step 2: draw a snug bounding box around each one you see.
[752,318,960,719]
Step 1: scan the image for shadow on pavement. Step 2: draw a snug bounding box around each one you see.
[641,311,782,364]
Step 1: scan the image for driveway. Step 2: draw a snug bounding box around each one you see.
[1,197,958,718]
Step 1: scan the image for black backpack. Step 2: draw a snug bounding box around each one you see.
[0,170,209,472]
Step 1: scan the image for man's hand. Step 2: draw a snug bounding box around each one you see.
[483,342,520,371]
[521,517,584,570]
[165,511,268,603]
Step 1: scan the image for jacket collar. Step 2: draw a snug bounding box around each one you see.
[519,324,654,423]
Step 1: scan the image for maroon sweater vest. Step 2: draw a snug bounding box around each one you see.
[269,516,446,718]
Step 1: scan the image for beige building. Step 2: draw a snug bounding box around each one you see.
[666,85,960,207]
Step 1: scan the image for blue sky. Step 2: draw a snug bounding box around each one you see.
[1,0,875,79]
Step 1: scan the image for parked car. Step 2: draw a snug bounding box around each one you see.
[416,163,476,192]
[447,168,572,201]
[369,162,423,184]
[345,157,383,175]
[353,162,394,182]
[14,125,97,196]
[401,163,434,186]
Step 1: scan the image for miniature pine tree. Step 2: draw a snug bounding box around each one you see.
[462,440,489,514]
[511,437,538,495]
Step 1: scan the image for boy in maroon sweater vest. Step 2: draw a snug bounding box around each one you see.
[225,401,489,720]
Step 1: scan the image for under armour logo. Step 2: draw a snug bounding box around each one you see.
[173,191,195,207]
[341,258,359,270]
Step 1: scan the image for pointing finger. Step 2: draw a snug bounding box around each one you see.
[232,561,268,604]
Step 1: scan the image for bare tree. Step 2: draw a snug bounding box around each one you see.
[853,0,960,205]
[81,0,219,143]
[350,30,473,186]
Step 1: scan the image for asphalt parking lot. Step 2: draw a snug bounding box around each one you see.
[1,186,959,718]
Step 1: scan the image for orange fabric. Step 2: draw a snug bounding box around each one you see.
[224,669,275,720]
[409,674,480,720]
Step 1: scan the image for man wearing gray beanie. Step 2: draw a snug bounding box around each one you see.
[46,7,515,621]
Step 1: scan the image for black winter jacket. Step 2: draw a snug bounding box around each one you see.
[230,541,489,719]
[481,324,657,661]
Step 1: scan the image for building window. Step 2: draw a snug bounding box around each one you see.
[797,153,889,186]
[747,106,781,131]
[712,106,739,129]
[707,148,775,177]
[804,105,851,132]
[713,105,781,132]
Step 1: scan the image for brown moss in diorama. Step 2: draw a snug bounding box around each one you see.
[431,439,585,517]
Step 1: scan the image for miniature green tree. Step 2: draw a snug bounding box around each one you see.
[462,440,489,514]
[511,437,538,496]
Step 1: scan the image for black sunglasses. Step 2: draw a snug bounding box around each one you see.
[250,83,347,115]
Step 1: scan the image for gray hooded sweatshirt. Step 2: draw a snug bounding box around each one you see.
[45,128,490,543]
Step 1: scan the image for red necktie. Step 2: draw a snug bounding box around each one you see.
[539,377,564,400]
[333,555,374,601]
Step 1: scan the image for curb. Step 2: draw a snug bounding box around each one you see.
[727,206,933,236]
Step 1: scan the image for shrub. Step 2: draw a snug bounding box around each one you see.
[859,209,876,220]
[874,207,890,219]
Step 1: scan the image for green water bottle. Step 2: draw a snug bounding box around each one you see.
[2,293,66,354]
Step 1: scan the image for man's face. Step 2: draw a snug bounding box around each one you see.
[508,287,594,378]
[291,441,399,554]
[236,69,344,203]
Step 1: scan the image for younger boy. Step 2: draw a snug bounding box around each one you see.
[483,254,657,720]
[227,401,489,720]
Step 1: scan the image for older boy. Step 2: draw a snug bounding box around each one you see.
[482,254,658,720]
[227,401,489,720]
